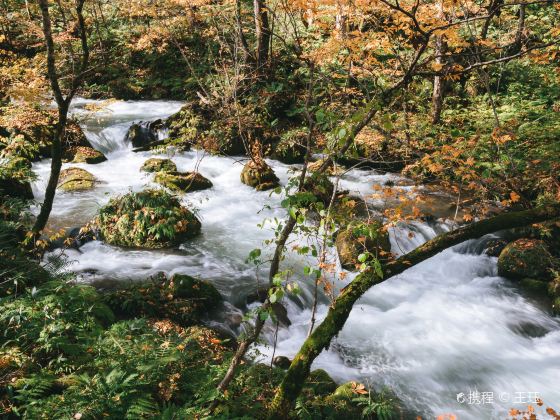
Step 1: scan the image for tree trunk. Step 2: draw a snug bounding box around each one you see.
[431,1,445,124]
[253,0,270,69]
[33,0,89,234]
[268,203,560,418]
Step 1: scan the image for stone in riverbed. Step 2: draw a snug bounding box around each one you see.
[305,369,337,396]
[272,356,292,370]
[497,238,555,280]
[71,146,107,164]
[57,167,96,191]
[95,189,201,248]
[125,120,163,148]
[154,170,212,193]
[240,159,279,191]
[140,158,177,173]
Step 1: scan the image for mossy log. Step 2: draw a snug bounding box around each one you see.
[268,203,560,418]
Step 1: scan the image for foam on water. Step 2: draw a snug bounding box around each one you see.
[32,100,560,419]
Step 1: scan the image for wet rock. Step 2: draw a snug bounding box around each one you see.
[240,160,280,191]
[245,287,291,326]
[484,238,509,257]
[46,225,97,251]
[71,146,107,164]
[519,278,550,296]
[154,170,213,193]
[169,274,223,311]
[103,274,221,327]
[125,121,161,148]
[336,221,391,271]
[272,355,292,370]
[497,238,555,280]
[140,158,177,173]
[57,167,96,192]
[306,369,338,396]
[95,189,201,248]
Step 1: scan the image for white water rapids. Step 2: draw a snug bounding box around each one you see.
[31,100,560,419]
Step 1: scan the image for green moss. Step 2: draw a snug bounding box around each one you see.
[305,369,338,396]
[497,238,554,280]
[519,278,550,295]
[104,273,221,325]
[71,146,107,164]
[140,158,177,173]
[96,189,201,248]
[57,167,96,192]
[240,160,280,191]
[154,171,213,193]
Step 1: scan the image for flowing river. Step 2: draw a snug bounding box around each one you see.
[31,99,560,419]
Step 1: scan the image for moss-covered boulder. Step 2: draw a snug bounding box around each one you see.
[70,146,107,164]
[140,158,177,173]
[497,238,555,280]
[272,355,292,370]
[125,121,157,148]
[336,221,392,271]
[240,160,280,191]
[154,171,213,193]
[104,273,222,325]
[57,167,96,192]
[168,274,222,311]
[95,189,201,248]
[305,369,338,396]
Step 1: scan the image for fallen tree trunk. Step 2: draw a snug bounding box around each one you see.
[268,203,560,418]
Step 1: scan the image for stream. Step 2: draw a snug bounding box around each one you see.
[32,99,560,419]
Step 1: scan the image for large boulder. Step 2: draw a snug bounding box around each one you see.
[336,221,391,271]
[104,273,222,326]
[71,146,107,164]
[125,120,163,148]
[140,158,177,173]
[154,171,213,193]
[240,160,280,191]
[497,238,555,280]
[57,167,96,192]
[307,158,344,175]
[95,189,201,248]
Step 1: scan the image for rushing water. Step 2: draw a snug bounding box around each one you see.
[32,100,560,419]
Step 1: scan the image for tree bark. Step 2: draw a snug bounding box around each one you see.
[268,203,560,418]
[253,0,270,70]
[431,1,445,124]
[33,0,89,234]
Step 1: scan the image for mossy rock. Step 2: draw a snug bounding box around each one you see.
[331,382,357,400]
[305,369,337,396]
[240,160,280,191]
[71,146,107,164]
[154,171,213,193]
[57,167,96,192]
[336,221,392,271]
[140,158,177,173]
[519,278,550,296]
[497,238,555,280]
[168,274,222,311]
[95,189,201,248]
[166,103,207,149]
[104,273,221,325]
[548,278,560,299]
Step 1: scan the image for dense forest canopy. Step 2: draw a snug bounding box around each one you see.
[1,0,559,418]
